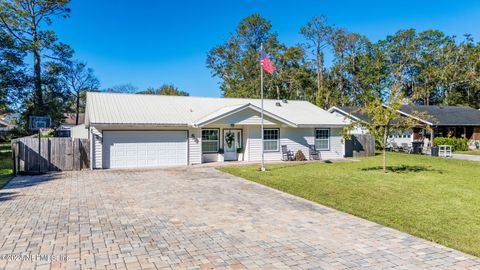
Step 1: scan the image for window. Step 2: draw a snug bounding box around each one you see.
[263,128,279,151]
[315,129,330,150]
[202,129,219,153]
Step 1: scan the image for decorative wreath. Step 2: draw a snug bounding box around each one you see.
[225,132,235,148]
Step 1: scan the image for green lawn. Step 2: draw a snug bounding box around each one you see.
[0,143,13,188]
[219,153,480,256]
[456,150,480,156]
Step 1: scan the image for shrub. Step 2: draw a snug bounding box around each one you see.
[433,137,468,151]
[294,150,306,161]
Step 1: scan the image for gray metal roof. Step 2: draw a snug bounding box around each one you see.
[399,105,480,126]
[331,106,370,122]
[85,92,345,127]
[330,105,480,126]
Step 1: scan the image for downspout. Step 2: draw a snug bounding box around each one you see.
[89,126,94,170]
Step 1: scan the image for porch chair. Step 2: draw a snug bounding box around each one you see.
[401,143,412,153]
[309,145,320,160]
[281,145,294,161]
[391,142,400,152]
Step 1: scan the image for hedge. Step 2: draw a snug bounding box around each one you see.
[433,137,468,151]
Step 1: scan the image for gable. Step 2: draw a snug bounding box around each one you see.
[208,108,278,126]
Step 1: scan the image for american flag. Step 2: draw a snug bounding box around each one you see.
[260,51,275,75]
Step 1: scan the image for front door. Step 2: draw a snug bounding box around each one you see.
[223,129,241,161]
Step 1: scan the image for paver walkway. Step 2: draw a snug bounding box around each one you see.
[0,167,479,270]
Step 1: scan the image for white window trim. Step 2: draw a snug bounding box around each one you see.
[202,129,220,153]
[315,128,330,151]
[263,128,280,152]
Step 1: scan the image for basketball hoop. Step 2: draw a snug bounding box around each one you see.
[29,116,51,131]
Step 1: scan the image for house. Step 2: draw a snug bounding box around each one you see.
[0,118,9,131]
[0,114,19,141]
[328,106,414,146]
[85,92,346,169]
[56,113,85,137]
[329,105,480,145]
[397,105,480,142]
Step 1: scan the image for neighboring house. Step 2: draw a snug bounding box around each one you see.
[328,106,413,145]
[398,105,480,142]
[0,114,19,141]
[0,113,19,130]
[85,92,346,169]
[58,113,85,130]
[329,105,480,145]
[0,118,9,141]
[0,118,9,132]
[57,113,85,137]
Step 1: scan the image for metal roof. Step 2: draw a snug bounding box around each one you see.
[399,105,480,126]
[329,105,480,126]
[329,106,369,123]
[85,92,346,127]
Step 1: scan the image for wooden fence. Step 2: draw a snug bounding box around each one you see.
[345,134,376,157]
[11,137,90,174]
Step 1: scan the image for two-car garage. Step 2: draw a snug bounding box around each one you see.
[102,131,188,169]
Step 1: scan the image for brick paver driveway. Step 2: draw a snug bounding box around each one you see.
[1,167,479,270]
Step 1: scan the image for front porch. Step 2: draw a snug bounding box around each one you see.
[199,124,345,163]
[197,104,345,164]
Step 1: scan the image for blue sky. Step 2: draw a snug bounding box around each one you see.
[52,0,480,97]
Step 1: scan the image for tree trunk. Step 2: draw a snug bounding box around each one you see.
[316,51,325,107]
[317,51,323,89]
[33,36,43,113]
[383,127,388,174]
[75,91,80,125]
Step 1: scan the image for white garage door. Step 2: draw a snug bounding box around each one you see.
[103,131,187,169]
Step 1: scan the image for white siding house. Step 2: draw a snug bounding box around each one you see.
[85,92,346,169]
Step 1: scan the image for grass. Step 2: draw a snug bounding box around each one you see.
[455,150,480,156]
[0,142,13,188]
[219,153,480,256]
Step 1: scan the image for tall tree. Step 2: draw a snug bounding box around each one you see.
[208,14,313,101]
[0,29,27,114]
[0,0,71,115]
[300,16,335,108]
[384,29,420,99]
[413,30,448,105]
[207,14,283,98]
[61,61,99,125]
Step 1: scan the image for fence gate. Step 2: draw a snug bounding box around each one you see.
[11,137,90,174]
[345,134,375,157]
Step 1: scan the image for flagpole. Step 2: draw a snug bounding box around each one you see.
[260,43,266,172]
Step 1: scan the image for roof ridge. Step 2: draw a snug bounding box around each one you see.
[87,91,309,102]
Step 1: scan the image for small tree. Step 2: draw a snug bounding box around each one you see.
[345,85,428,173]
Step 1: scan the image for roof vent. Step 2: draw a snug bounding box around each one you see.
[275,102,282,107]
[282,99,288,103]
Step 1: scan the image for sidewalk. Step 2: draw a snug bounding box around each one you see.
[452,154,480,162]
